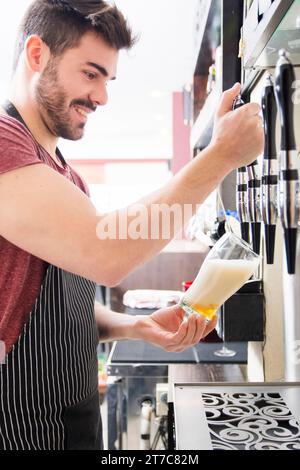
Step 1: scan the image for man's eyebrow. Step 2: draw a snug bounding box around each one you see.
[86,62,116,80]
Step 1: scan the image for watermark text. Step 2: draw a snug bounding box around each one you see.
[96,203,196,241]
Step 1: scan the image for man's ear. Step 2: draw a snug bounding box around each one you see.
[24,35,50,73]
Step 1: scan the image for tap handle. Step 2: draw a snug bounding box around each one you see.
[275,49,296,151]
[238,166,247,173]
[262,75,277,158]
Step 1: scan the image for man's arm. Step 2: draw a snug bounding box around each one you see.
[95,301,218,352]
[0,85,263,286]
[95,301,137,342]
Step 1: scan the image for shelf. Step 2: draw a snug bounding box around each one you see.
[192,0,221,123]
[193,0,221,76]
[191,0,243,151]
[192,0,213,72]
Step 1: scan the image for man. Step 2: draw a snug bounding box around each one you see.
[0,0,263,450]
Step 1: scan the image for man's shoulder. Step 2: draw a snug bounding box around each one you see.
[0,114,33,142]
[0,113,27,130]
[0,114,41,174]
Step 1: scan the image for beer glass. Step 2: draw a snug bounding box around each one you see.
[179,232,260,322]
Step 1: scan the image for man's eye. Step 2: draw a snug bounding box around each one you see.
[84,71,96,80]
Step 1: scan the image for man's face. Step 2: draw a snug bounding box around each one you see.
[35,32,118,140]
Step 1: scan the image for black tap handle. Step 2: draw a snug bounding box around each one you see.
[275,49,296,151]
[262,75,277,158]
[248,159,259,167]
[238,166,247,173]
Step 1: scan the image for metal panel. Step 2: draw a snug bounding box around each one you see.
[174,382,300,450]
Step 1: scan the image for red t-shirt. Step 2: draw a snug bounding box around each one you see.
[0,115,90,354]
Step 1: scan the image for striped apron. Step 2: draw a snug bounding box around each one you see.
[0,103,102,450]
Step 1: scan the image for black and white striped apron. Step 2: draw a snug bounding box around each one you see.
[0,102,102,450]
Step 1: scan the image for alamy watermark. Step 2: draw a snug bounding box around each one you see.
[96,203,197,240]
[0,341,6,365]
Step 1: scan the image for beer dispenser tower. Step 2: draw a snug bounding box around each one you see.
[261,74,278,265]
[272,49,300,382]
[274,49,299,275]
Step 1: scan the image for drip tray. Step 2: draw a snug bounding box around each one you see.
[174,382,300,450]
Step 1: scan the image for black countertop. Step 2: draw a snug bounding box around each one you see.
[110,339,247,364]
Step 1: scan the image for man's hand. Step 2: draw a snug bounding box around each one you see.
[134,305,218,353]
[210,82,264,171]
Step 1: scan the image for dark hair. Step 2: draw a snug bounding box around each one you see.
[13,0,135,71]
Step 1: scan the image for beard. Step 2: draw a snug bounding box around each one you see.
[35,59,94,141]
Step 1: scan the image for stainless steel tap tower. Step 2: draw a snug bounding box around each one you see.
[275,49,299,275]
[274,50,300,381]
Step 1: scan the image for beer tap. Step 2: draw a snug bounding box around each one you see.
[274,49,299,275]
[261,74,278,264]
[234,95,250,244]
[247,157,262,255]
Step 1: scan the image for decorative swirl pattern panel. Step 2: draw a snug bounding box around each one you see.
[202,392,300,450]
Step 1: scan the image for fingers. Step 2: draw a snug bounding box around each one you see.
[242,102,261,116]
[172,304,185,320]
[168,316,189,345]
[212,89,264,171]
[217,82,241,118]
[232,102,262,122]
[167,314,207,352]
[251,114,264,153]
[184,315,206,348]
[231,103,264,160]
[202,315,218,338]
[191,315,208,344]
[174,314,218,351]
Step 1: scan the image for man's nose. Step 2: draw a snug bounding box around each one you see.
[90,83,108,107]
